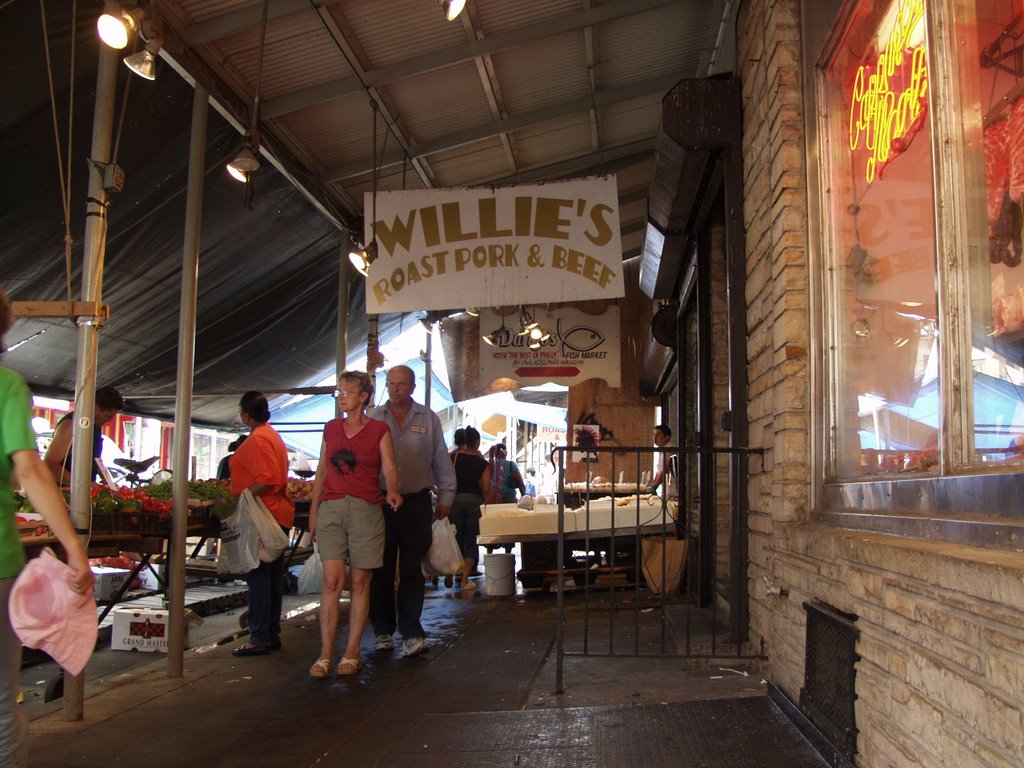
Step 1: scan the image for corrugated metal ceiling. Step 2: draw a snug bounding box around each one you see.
[155,0,735,253]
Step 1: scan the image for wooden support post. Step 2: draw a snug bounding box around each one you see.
[10,301,109,322]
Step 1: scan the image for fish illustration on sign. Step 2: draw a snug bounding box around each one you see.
[558,319,605,355]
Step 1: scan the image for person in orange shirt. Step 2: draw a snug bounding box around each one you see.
[229,391,295,656]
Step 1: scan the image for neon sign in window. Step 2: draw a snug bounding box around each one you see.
[848,0,928,184]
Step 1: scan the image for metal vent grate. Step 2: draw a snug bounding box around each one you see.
[800,601,860,759]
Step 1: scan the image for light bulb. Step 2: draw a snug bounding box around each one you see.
[98,5,143,50]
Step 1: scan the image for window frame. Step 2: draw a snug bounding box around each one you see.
[806,0,1024,551]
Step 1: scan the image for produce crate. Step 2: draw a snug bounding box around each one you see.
[90,512,110,535]
[92,511,132,535]
[135,514,170,536]
[187,505,222,536]
[110,512,131,535]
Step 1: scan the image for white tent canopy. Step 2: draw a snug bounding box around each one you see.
[459,392,567,432]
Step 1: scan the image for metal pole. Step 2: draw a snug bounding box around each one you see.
[367,316,380,374]
[168,87,208,677]
[555,447,565,694]
[423,322,432,411]
[337,236,350,416]
[64,40,119,723]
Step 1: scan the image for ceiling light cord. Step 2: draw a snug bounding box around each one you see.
[226,0,269,192]
[309,4,409,176]
[251,0,269,131]
[347,99,389,277]
[371,98,378,248]
[41,0,78,317]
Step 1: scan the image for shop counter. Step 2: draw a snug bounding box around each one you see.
[477,496,676,591]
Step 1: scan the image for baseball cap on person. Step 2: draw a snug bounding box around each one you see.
[9,548,97,676]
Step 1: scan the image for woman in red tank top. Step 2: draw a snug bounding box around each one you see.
[307,371,401,678]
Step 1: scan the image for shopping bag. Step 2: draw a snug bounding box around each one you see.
[424,518,464,576]
[245,490,290,562]
[297,544,323,595]
[218,492,260,575]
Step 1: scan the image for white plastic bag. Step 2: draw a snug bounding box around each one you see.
[297,544,323,595]
[218,493,259,575]
[244,490,290,562]
[425,518,464,576]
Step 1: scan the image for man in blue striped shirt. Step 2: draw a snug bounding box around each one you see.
[368,365,456,657]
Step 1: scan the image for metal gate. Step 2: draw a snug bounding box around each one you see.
[551,443,764,693]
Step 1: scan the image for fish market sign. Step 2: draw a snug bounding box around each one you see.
[479,305,620,388]
[363,176,624,313]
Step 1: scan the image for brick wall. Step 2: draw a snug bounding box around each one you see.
[737,1,1024,766]
[737,0,811,686]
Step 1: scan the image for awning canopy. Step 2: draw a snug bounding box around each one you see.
[460,392,568,431]
[2,7,414,427]
[3,1,734,427]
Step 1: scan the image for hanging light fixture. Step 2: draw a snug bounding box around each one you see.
[482,310,508,346]
[440,0,467,21]
[350,99,383,277]
[527,327,552,350]
[102,0,163,81]
[123,49,156,79]
[517,307,551,350]
[227,133,261,182]
[348,242,377,277]
[123,36,161,80]
[227,0,269,184]
[97,2,144,49]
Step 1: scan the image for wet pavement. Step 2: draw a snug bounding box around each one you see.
[25,574,829,768]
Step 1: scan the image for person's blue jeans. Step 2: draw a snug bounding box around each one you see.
[370,489,433,640]
[244,551,286,648]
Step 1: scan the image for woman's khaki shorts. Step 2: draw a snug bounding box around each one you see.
[315,496,385,570]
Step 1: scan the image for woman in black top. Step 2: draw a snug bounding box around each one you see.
[448,427,490,591]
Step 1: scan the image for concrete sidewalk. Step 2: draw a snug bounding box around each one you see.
[26,580,827,768]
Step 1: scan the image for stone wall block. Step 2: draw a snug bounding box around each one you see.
[914,602,982,646]
[985,648,1024,709]
[983,694,1023,754]
[906,691,946,736]
[906,648,990,733]
[858,709,930,768]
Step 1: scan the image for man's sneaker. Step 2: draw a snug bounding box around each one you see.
[402,637,428,657]
[375,634,395,651]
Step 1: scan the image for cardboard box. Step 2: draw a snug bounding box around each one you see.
[111,608,185,653]
[135,563,166,591]
[91,567,131,601]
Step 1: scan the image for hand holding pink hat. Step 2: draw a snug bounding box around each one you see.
[9,548,98,677]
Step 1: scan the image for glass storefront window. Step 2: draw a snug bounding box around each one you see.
[958,1,1024,466]
[820,0,939,478]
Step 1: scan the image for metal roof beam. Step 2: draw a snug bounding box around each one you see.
[323,74,679,182]
[583,0,601,150]
[486,138,655,185]
[461,1,519,174]
[180,0,343,46]
[619,187,650,206]
[308,5,435,189]
[261,0,687,118]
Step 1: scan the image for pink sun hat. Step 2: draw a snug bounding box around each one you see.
[9,548,97,676]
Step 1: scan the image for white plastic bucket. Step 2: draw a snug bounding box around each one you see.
[483,553,516,596]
